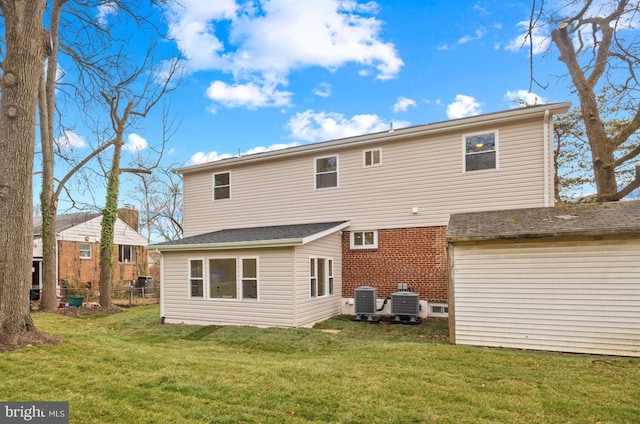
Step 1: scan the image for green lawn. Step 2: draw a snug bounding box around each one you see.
[1,306,638,423]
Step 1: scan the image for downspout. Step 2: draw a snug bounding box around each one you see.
[156,249,165,323]
[543,109,551,206]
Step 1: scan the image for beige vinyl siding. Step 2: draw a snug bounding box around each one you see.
[161,247,297,327]
[293,232,343,327]
[183,118,551,237]
[452,238,640,357]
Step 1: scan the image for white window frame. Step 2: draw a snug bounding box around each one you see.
[208,257,238,300]
[213,172,231,201]
[463,130,499,173]
[309,257,334,298]
[79,242,92,259]
[350,230,378,249]
[188,257,260,302]
[240,257,259,300]
[428,302,449,317]
[118,245,137,263]
[363,148,382,167]
[189,258,205,299]
[314,155,339,189]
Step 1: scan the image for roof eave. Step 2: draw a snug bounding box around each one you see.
[176,103,572,175]
[447,228,640,243]
[148,238,305,252]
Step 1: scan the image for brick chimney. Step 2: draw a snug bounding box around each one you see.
[117,204,139,231]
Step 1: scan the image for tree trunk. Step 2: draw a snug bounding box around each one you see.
[99,140,124,308]
[0,1,47,335]
[39,0,65,312]
[552,22,621,201]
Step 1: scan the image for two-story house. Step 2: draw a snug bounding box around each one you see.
[151,102,571,327]
[32,206,148,299]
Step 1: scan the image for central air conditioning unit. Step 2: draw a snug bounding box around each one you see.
[391,291,421,324]
[353,286,379,322]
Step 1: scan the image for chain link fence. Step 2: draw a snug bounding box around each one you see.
[30,280,159,310]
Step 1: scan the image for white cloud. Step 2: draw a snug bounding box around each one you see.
[243,142,300,156]
[186,142,298,165]
[458,28,486,44]
[313,82,332,98]
[123,133,149,153]
[504,90,547,106]
[393,97,417,113]
[187,151,234,165]
[166,0,403,109]
[206,79,293,109]
[97,2,118,27]
[286,110,399,142]
[55,130,87,150]
[506,21,550,55]
[446,95,482,119]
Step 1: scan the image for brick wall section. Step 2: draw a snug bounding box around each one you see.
[57,241,144,290]
[342,226,448,302]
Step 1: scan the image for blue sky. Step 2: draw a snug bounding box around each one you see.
[148,0,570,167]
[50,0,577,211]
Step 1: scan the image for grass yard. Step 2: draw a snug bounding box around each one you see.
[1,306,639,423]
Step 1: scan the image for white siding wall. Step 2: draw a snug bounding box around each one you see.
[162,247,297,327]
[294,232,343,327]
[183,118,550,237]
[59,217,147,246]
[452,238,640,357]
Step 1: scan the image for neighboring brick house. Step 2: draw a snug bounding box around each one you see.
[32,206,148,296]
[151,103,571,328]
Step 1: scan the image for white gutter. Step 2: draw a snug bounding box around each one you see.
[149,238,308,252]
[543,109,551,206]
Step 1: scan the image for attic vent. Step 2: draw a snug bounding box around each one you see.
[391,291,421,324]
[353,286,379,322]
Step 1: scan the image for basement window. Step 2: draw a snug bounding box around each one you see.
[428,302,449,317]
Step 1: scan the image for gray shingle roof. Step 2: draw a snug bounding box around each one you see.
[446,200,640,242]
[33,212,100,237]
[150,221,350,250]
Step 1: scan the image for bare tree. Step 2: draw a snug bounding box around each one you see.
[97,52,181,308]
[126,108,183,243]
[0,0,58,349]
[37,1,180,311]
[529,0,640,201]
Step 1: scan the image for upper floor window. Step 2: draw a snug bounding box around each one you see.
[350,230,378,249]
[79,243,92,259]
[464,132,497,172]
[118,245,137,263]
[363,149,381,167]
[214,172,230,200]
[315,156,338,189]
